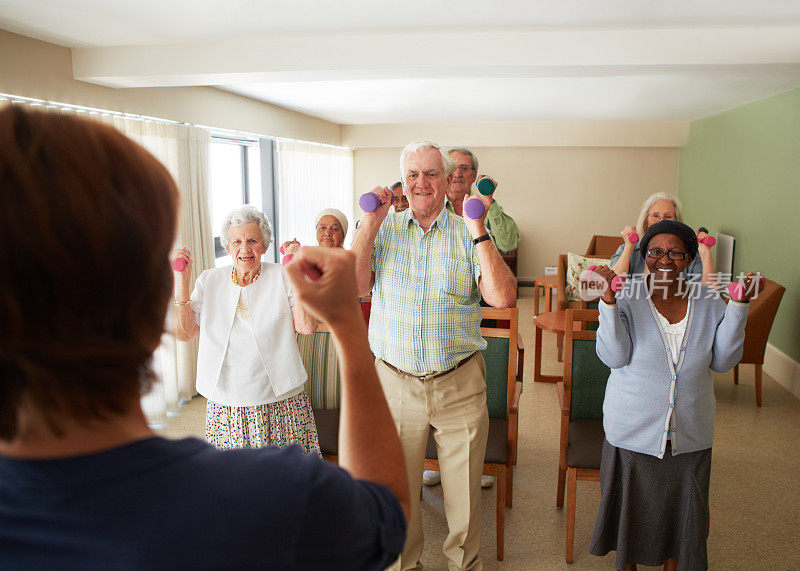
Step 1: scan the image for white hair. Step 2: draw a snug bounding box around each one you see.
[399,140,456,178]
[220,205,273,250]
[636,192,683,237]
[447,147,479,171]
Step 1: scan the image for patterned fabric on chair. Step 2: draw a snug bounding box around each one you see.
[556,309,611,563]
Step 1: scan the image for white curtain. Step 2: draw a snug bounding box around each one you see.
[1,98,212,427]
[275,141,354,249]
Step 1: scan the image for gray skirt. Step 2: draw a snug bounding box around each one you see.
[590,439,712,571]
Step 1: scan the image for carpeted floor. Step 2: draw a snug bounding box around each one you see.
[158,294,800,570]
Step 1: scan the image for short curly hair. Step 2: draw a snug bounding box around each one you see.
[0,107,179,440]
[220,205,273,250]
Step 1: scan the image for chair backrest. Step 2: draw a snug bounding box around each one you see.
[563,309,611,421]
[584,234,624,258]
[297,325,341,410]
[480,307,519,420]
[741,278,786,364]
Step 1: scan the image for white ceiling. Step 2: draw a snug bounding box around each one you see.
[2,0,800,124]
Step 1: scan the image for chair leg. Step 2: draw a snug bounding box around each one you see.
[733,364,739,385]
[557,465,567,508]
[755,364,762,407]
[566,467,577,563]
[496,467,506,560]
[506,466,513,508]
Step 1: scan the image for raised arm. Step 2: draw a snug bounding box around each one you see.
[172,247,200,341]
[351,186,393,296]
[594,265,633,369]
[291,300,319,335]
[283,246,410,522]
[484,201,520,252]
[610,225,637,276]
[462,195,516,307]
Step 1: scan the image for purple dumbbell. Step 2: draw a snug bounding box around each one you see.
[359,191,395,213]
[464,197,485,219]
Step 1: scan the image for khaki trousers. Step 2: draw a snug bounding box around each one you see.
[377,354,489,571]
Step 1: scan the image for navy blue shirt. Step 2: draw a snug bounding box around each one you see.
[0,437,406,570]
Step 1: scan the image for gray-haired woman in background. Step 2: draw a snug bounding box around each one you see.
[173,206,320,453]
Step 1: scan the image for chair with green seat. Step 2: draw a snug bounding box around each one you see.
[423,307,522,561]
[555,308,610,563]
[296,323,341,462]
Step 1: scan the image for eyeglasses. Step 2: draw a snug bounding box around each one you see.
[646,248,689,261]
[455,165,474,173]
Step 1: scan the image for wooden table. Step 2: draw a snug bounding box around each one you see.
[533,275,559,316]
[533,310,580,383]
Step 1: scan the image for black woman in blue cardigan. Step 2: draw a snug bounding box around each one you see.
[589,220,760,571]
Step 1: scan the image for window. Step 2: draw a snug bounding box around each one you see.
[275,141,354,250]
[209,135,353,268]
[208,136,274,266]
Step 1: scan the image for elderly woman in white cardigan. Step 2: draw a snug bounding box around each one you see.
[172,206,320,453]
[589,220,758,571]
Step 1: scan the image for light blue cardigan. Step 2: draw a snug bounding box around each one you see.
[597,278,748,458]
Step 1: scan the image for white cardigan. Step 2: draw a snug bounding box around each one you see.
[190,263,307,406]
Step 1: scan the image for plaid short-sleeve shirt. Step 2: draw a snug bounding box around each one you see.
[369,207,486,374]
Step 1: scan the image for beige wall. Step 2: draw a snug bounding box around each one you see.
[353,146,681,281]
[0,30,341,145]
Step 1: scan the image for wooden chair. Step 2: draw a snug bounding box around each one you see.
[424,307,522,560]
[584,235,624,258]
[556,309,611,563]
[732,277,786,406]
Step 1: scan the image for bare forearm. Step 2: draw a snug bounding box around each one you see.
[331,314,410,521]
[175,306,199,341]
[611,245,634,276]
[698,249,717,288]
[292,302,319,334]
[351,222,378,296]
[476,241,516,307]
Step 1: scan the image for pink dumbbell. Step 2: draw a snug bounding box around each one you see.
[627,232,639,244]
[280,239,300,265]
[360,191,395,213]
[171,258,187,272]
[728,275,766,301]
[697,227,716,247]
[586,265,626,293]
[464,197,485,219]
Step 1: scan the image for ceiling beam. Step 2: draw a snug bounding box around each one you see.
[72,27,800,88]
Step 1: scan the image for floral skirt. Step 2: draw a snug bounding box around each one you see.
[205,390,320,455]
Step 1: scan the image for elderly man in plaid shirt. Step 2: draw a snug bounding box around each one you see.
[352,141,517,570]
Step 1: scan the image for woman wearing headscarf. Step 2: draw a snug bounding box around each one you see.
[173,206,321,453]
[589,220,758,571]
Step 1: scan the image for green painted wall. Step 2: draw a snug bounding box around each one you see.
[679,88,800,362]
